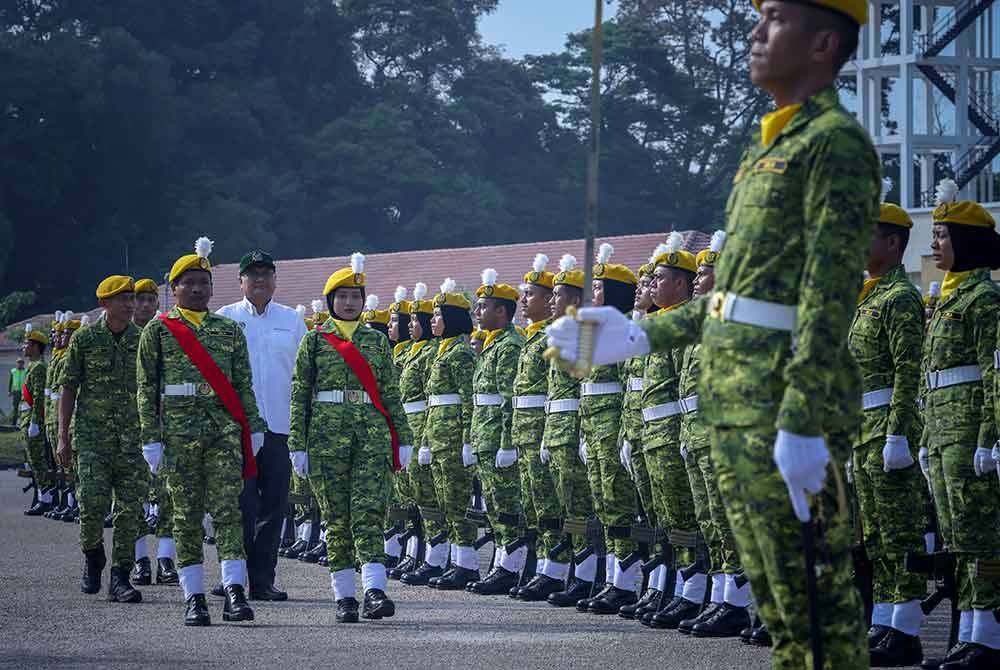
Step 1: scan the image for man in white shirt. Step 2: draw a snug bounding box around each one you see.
[217,250,307,601]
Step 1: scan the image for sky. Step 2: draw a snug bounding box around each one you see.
[478,0,618,58]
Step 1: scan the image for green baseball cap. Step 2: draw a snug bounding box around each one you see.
[239,250,276,275]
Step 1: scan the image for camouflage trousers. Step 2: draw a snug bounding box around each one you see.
[309,437,391,573]
[429,447,477,546]
[76,438,146,569]
[519,440,562,558]
[928,442,1000,610]
[476,449,523,547]
[548,442,594,559]
[644,444,698,567]
[713,425,866,670]
[153,474,174,540]
[411,459,446,542]
[852,436,928,603]
[24,433,53,489]
[163,430,245,569]
[685,444,740,575]
[628,435,657,529]
[584,433,638,558]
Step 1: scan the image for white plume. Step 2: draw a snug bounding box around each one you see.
[63,311,74,324]
[532,253,549,274]
[481,268,498,287]
[24,323,32,334]
[194,236,213,259]
[365,295,379,311]
[881,177,894,202]
[394,286,408,303]
[440,278,457,295]
[665,232,684,254]
[596,243,614,264]
[559,254,578,272]
[311,299,325,314]
[935,178,959,206]
[649,244,669,263]
[80,314,90,326]
[929,281,941,298]
[295,304,306,318]
[709,230,727,254]
[350,252,365,274]
[413,282,428,301]
[54,310,64,323]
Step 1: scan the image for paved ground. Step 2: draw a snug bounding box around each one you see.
[0,470,952,669]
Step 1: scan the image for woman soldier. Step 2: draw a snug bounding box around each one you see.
[288,252,414,624]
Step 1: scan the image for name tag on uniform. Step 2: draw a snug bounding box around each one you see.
[941,311,963,322]
[752,158,790,175]
[859,307,881,319]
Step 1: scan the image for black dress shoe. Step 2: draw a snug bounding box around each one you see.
[249,584,288,601]
[588,586,638,614]
[679,602,721,634]
[439,567,483,591]
[384,555,400,570]
[517,575,564,602]
[211,582,226,597]
[428,567,456,588]
[280,539,306,558]
[577,583,613,612]
[750,624,772,647]
[548,579,594,607]
[300,541,326,564]
[940,643,1000,669]
[24,500,52,516]
[620,588,660,619]
[400,562,444,586]
[691,604,752,638]
[922,642,970,669]
[388,556,416,580]
[108,566,142,603]
[317,555,328,567]
[222,584,255,622]
[131,557,152,586]
[185,594,211,626]
[869,624,892,648]
[362,589,396,619]
[156,558,179,585]
[640,596,682,627]
[469,566,519,595]
[81,545,106,594]
[740,625,754,644]
[869,629,923,667]
[62,507,79,522]
[336,597,360,623]
[650,597,701,629]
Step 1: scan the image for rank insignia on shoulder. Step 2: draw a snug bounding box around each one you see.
[941,311,963,322]
[753,158,789,175]
[860,307,881,319]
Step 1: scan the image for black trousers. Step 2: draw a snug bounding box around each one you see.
[240,431,291,589]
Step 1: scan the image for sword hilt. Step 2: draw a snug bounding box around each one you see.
[542,306,595,379]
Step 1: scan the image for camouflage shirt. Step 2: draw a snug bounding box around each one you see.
[638,86,880,435]
[620,353,646,444]
[471,325,524,454]
[848,264,924,446]
[288,318,412,455]
[543,360,581,448]
[392,341,410,373]
[398,339,437,448]
[679,344,710,451]
[641,316,683,452]
[580,361,625,445]
[424,336,476,450]
[19,359,46,433]
[60,318,142,438]
[44,352,64,436]
[512,320,551,448]
[921,268,1000,451]
[137,308,265,445]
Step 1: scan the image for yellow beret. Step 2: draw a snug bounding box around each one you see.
[324,252,366,296]
[169,237,215,282]
[476,269,520,303]
[653,250,698,274]
[362,309,391,326]
[304,317,315,330]
[96,275,136,299]
[65,318,83,331]
[637,263,653,278]
[389,300,411,315]
[408,283,434,315]
[753,0,867,25]
[53,322,65,332]
[878,203,913,229]
[23,324,48,345]
[434,292,472,311]
[933,201,995,229]
[594,263,638,286]
[134,278,158,294]
[523,254,555,289]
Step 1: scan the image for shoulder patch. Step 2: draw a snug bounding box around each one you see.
[752,158,790,175]
[941,311,963,322]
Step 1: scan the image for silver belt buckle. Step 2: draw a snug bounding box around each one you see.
[345,389,364,405]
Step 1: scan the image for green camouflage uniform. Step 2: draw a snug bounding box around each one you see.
[44,351,63,450]
[60,319,146,569]
[636,87,878,668]
[848,264,928,606]
[922,268,1000,611]
[512,320,560,557]
[288,319,412,573]
[391,341,412,506]
[398,339,443,539]
[20,359,51,490]
[620,351,654,528]
[544,362,590,558]
[424,337,477,546]
[471,325,524,547]
[137,308,265,569]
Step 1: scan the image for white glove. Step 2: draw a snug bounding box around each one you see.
[495,449,518,469]
[772,430,829,523]
[290,450,309,478]
[27,422,40,438]
[578,439,588,466]
[973,447,997,477]
[251,432,265,457]
[462,444,478,468]
[398,444,413,469]
[546,306,651,367]
[918,447,930,480]
[680,444,688,463]
[539,444,551,465]
[142,442,164,475]
[882,435,915,472]
[619,440,633,475]
[418,445,432,466]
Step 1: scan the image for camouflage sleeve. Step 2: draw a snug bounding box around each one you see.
[28,364,45,426]
[288,333,315,454]
[498,341,521,453]
[974,292,1000,449]
[456,348,475,446]
[376,336,413,447]
[884,291,924,439]
[230,324,266,434]
[778,129,879,436]
[60,333,84,391]
[136,323,162,445]
[640,297,707,353]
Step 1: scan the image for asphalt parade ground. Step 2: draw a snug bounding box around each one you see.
[0,469,952,670]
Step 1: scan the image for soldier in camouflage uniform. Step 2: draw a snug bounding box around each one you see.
[548,2,878,664]
[44,314,66,462]
[467,268,525,596]
[288,253,414,623]
[20,323,52,515]
[848,191,929,666]
[51,314,86,523]
[57,276,145,603]
[422,280,479,590]
[137,238,264,626]
[920,188,1000,668]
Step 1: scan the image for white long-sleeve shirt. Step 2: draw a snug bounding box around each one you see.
[216,297,307,435]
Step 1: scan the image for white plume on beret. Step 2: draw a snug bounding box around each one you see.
[665,232,684,254]
[649,244,669,264]
[63,311,74,323]
[311,299,325,314]
[295,304,306,318]
[54,310,64,323]
[881,177,894,202]
[394,286,408,303]
[532,253,549,273]
[365,295,379,311]
[440,278,457,294]
[80,314,90,326]
[481,268,498,287]
[596,243,614,264]
[709,230,727,254]
[559,254,578,272]
[350,252,365,274]
[935,178,959,206]
[413,282,428,301]
[195,237,213,259]
[24,323,32,334]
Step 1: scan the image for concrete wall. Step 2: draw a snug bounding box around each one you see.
[903,204,1000,290]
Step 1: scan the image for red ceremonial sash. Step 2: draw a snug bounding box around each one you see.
[319,331,401,472]
[158,314,258,480]
[22,383,32,407]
